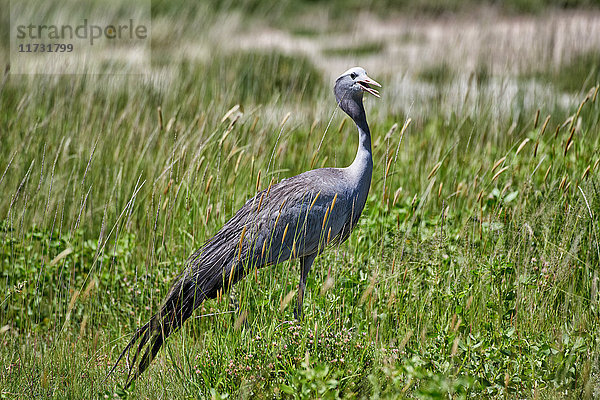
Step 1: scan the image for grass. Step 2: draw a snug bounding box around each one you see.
[323,42,386,57]
[148,0,600,22]
[2,3,600,399]
[528,50,600,93]
[417,62,456,85]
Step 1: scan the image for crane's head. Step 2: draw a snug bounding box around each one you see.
[335,67,381,100]
[334,67,381,119]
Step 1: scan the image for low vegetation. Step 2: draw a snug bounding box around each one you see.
[1,2,600,399]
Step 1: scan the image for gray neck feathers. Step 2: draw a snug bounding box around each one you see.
[333,77,373,224]
[339,95,371,151]
[335,94,372,179]
[338,93,366,126]
[336,89,370,138]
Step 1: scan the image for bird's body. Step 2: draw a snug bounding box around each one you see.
[111,67,381,386]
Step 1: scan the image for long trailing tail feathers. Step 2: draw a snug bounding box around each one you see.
[107,270,207,388]
[108,221,247,387]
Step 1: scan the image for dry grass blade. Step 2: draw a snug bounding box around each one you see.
[320,275,335,295]
[280,290,296,312]
[50,248,73,267]
[280,112,291,128]
[492,156,507,172]
[157,106,163,130]
[221,105,241,123]
[564,137,574,156]
[234,310,248,331]
[544,164,552,183]
[384,123,398,141]
[516,138,530,156]
[428,162,442,180]
[559,175,568,190]
[581,165,591,180]
[338,118,346,133]
[492,166,509,182]
[255,170,262,192]
[393,187,402,206]
[532,114,548,157]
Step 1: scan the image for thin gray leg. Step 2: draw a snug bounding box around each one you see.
[294,253,317,320]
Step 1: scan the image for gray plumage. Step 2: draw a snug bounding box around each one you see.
[109,67,381,387]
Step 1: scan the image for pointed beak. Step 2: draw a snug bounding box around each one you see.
[357,75,381,98]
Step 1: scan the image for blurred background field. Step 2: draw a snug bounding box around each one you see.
[1,0,600,398]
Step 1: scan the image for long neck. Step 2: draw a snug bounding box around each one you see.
[347,104,373,175]
[345,102,373,225]
[351,113,372,165]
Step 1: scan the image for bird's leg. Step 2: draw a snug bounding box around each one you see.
[294,253,316,320]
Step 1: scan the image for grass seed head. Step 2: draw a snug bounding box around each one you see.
[516,138,530,156]
[492,166,509,181]
[544,164,552,183]
[492,156,507,172]
[157,106,163,130]
[581,165,591,180]
[255,170,261,192]
[428,161,442,180]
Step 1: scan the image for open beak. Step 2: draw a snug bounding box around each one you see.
[357,75,381,98]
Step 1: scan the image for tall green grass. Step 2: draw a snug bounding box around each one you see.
[1,10,600,399]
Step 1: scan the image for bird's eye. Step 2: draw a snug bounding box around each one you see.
[350,72,357,79]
